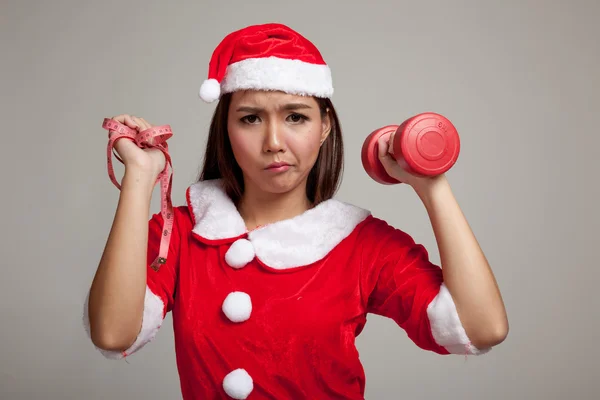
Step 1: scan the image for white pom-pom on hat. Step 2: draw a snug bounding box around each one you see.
[199,78,221,103]
[223,368,253,399]
[222,291,252,323]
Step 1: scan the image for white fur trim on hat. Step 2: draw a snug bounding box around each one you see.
[221,56,333,98]
[225,239,255,269]
[199,78,221,102]
[222,291,252,323]
[223,368,253,399]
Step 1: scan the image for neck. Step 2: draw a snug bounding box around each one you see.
[238,181,312,231]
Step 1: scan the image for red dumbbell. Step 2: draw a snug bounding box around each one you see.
[361,112,460,184]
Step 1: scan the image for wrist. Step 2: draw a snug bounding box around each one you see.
[413,174,450,206]
[122,166,158,196]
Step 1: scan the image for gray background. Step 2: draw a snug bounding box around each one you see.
[1,0,598,399]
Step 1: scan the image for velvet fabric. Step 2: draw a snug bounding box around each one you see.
[147,213,448,399]
[84,179,485,399]
[209,23,327,87]
[199,23,333,103]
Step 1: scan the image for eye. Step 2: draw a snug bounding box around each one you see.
[240,115,260,124]
[287,113,308,124]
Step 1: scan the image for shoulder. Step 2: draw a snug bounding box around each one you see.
[161,179,416,269]
[353,213,413,241]
[149,204,194,238]
[344,210,424,258]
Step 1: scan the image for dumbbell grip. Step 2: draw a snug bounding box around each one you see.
[361,112,461,185]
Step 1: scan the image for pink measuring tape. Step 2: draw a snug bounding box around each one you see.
[102,118,174,271]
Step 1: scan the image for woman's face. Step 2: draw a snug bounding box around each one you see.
[227,90,331,196]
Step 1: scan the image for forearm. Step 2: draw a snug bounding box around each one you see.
[88,167,156,351]
[415,175,508,349]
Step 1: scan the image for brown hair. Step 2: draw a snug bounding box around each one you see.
[198,92,344,206]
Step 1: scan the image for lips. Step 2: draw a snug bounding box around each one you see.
[265,162,290,169]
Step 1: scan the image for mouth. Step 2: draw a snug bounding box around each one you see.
[265,162,291,172]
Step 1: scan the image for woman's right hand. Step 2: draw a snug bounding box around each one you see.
[109,114,166,179]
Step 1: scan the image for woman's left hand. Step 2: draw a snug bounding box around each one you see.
[377,132,444,193]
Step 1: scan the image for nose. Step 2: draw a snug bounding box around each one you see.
[263,121,286,153]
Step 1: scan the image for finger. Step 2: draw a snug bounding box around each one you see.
[124,114,140,129]
[388,131,396,155]
[376,138,402,178]
[377,134,390,159]
[110,114,126,123]
[131,116,148,131]
[111,114,139,130]
[139,117,153,128]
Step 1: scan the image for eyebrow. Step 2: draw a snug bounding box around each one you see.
[235,103,313,113]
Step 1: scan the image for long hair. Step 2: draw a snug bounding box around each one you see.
[198,92,344,206]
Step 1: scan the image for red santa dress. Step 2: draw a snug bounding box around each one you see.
[83,178,490,399]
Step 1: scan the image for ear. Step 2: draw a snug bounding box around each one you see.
[320,108,332,145]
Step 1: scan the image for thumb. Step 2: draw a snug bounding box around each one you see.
[377,134,404,178]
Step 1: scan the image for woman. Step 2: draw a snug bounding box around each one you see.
[84,23,508,399]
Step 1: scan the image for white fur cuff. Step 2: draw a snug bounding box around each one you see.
[427,283,490,355]
[82,285,165,359]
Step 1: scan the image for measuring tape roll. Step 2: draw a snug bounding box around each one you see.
[102,118,174,271]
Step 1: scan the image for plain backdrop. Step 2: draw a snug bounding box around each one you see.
[1,0,598,399]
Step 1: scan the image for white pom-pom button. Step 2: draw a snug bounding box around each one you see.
[222,292,252,323]
[223,368,253,399]
[199,78,221,103]
[225,239,255,269]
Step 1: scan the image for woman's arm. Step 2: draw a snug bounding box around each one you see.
[377,135,508,349]
[88,166,156,351]
[414,175,508,349]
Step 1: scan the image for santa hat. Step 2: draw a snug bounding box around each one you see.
[198,23,333,102]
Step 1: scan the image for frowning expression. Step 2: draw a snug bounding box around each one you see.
[227,90,331,195]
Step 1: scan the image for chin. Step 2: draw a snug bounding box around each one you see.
[255,172,304,195]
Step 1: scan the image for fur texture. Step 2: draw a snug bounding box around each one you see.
[199,78,221,102]
[187,179,371,269]
[188,180,247,240]
[82,285,165,359]
[427,283,489,355]
[225,238,255,269]
[221,56,334,98]
[222,291,253,323]
[223,368,254,399]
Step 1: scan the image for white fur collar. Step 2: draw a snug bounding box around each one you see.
[186,179,371,269]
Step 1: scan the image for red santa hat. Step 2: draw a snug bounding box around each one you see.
[198,23,334,103]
